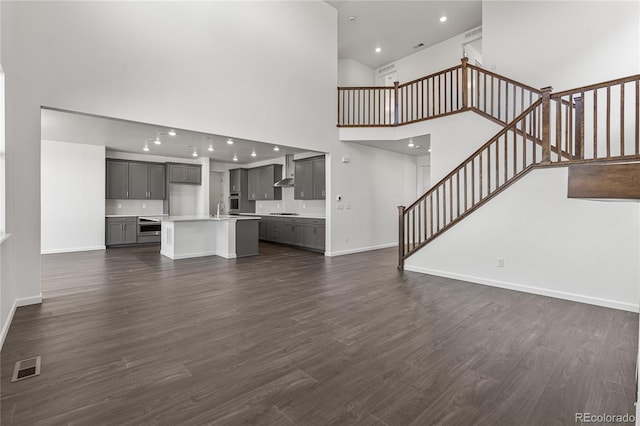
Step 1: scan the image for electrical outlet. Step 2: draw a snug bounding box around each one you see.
[345,204,351,210]
[142,203,146,209]
[277,203,280,209]
[337,203,344,210]
[302,203,306,209]
[117,203,122,209]
[497,258,505,267]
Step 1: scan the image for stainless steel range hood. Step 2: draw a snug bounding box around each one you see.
[274,154,295,187]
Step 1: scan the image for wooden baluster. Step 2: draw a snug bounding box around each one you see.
[487,146,492,194]
[479,151,483,200]
[512,127,517,174]
[505,84,509,122]
[620,83,625,156]
[461,57,469,109]
[429,193,433,237]
[471,158,476,206]
[476,70,480,109]
[593,90,598,159]
[555,99,561,161]
[412,208,416,250]
[490,77,495,118]
[397,206,405,269]
[435,187,440,232]
[464,164,468,212]
[431,77,435,117]
[513,85,517,124]
[456,170,460,217]
[421,79,424,120]
[449,178,453,223]
[497,80,502,121]
[444,72,448,113]
[606,86,611,158]
[503,133,508,182]
[393,81,399,126]
[522,117,527,170]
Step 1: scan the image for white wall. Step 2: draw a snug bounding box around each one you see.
[329,143,417,255]
[376,26,481,83]
[338,58,375,86]
[483,1,640,91]
[41,140,105,253]
[406,167,640,312]
[0,1,338,314]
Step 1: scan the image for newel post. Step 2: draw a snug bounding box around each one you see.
[574,96,584,159]
[541,86,553,164]
[397,206,405,270]
[461,57,469,109]
[393,81,400,125]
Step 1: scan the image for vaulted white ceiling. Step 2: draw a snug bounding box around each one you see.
[328,0,482,69]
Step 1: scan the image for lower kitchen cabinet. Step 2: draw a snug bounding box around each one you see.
[106,217,137,246]
[260,216,325,252]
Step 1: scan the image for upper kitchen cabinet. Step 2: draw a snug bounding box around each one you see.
[168,163,201,184]
[229,168,241,193]
[106,160,129,199]
[294,155,325,200]
[248,164,282,201]
[106,159,166,200]
[128,162,165,200]
[312,156,326,199]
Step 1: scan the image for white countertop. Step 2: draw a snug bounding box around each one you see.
[162,215,260,222]
[239,213,326,219]
[105,214,168,218]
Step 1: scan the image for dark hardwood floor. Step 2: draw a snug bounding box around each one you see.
[1,243,637,425]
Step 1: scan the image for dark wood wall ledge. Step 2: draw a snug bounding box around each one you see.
[568,162,640,199]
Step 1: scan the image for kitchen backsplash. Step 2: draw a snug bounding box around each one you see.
[254,187,326,216]
[105,199,164,215]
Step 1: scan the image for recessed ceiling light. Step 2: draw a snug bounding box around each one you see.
[208,144,214,152]
[415,145,421,149]
[273,146,280,152]
[348,16,356,21]
[440,16,447,23]
[168,129,177,136]
[428,148,432,152]
[143,143,149,152]
[233,154,238,162]
[375,47,382,53]
[192,149,197,157]
[153,137,161,145]
[251,150,257,157]
[227,139,234,145]
[408,139,415,148]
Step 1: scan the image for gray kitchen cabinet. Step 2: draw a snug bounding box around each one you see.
[258,218,268,240]
[294,155,325,200]
[229,169,241,193]
[168,163,201,184]
[247,164,282,200]
[262,217,324,252]
[294,160,313,200]
[107,160,165,200]
[106,160,129,199]
[106,217,137,246]
[313,156,326,199]
[304,219,325,251]
[147,164,166,199]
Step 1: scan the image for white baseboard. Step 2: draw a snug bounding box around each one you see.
[404,265,639,313]
[1,293,42,350]
[326,242,397,257]
[41,245,105,255]
[0,298,17,350]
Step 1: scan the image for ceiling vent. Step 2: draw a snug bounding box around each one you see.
[465,27,482,39]
[413,42,425,49]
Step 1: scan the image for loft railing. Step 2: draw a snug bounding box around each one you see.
[398,74,640,268]
[548,75,640,164]
[337,58,542,127]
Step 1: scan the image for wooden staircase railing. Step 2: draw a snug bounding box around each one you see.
[337,58,542,128]
[398,99,543,268]
[398,73,640,269]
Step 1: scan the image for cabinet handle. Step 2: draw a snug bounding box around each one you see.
[322,190,325,197]
[301,191,304,197]
[126,191,129,198]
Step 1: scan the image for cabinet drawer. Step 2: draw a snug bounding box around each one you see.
[304,218,325,225]
[106,216,137,223]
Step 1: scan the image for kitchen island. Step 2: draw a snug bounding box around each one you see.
[156,215,260,260]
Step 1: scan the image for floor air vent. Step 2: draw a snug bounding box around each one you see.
[11,356,41,382]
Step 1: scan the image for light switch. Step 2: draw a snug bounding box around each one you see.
[337,203,344,210]
[345,204,351,210]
